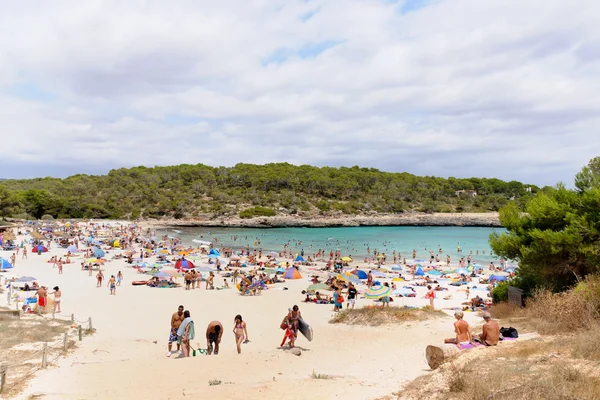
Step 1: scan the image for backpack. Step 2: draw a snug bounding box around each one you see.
[500,327,518,338]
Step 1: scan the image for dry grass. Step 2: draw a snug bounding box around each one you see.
[0,308,76,397]
[329,306,446,326]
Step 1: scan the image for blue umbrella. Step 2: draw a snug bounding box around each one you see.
[67,245,78,253]
[0,258,13,269]
[137,262,151,268]
[456,268,470,275]
[94,247,105,258]
[426,270,443,276]
[390,264,402,271]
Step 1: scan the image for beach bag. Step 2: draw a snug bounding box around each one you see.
[338,296,344,303]
[500,327,518,338]
[280,317,288,330]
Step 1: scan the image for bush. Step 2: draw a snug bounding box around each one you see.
[41,214,54,220]
[239,206,276,219]
[492,281,510,303]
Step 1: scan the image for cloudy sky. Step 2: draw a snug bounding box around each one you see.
[1,0,598,186]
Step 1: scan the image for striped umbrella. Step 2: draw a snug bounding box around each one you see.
[364,285,391,299]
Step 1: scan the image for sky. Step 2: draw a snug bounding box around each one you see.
[1,0,599,186]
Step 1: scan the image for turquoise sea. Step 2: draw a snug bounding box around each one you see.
[169,226,506,264]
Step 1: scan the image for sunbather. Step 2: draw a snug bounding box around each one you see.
[444,310,473,349]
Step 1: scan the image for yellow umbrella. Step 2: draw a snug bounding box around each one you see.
[376,254,385,258]
[159,249,170,255]
[178,251,189,256]
[341,256,352,262]
[392,277,404,282]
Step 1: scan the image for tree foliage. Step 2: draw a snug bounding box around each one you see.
[0,163,538,220]
[490,158,600,292]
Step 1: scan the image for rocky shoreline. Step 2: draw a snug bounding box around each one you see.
[145,212,501,228]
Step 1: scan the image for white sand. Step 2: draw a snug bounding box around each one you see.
[1,225,490,400]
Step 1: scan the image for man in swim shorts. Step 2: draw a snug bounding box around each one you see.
[167,305,185,357]
[474,312,500,346]
[206,321,223,355]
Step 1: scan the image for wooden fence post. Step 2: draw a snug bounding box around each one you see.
[78,325,82,341]
[41,343,48,369]
[63,332,69,353]
[0,363,7,394]
[88,317,93,331]
[71,313,74,323]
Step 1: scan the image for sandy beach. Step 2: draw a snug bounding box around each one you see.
[1,221,495,400]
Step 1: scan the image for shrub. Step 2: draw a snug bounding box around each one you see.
[492,281,510,303]
[41,214,54,220]
[239,206,276,219]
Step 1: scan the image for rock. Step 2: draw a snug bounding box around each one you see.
[286,348,302,356]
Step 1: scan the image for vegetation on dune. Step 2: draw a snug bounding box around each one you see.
[0,163,538,220]
[490,156,600,293]
[329,306,445,326]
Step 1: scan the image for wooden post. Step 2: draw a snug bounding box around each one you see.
[71,313,74,323]
[0,363,7,394]
[78,325,82,341]
[88,317,93,331]
[63,332,69,353]
[425,345,462,370]
[41,343,48,369]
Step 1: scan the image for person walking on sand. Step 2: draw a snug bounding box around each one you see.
[108,275,117,295]
[347,283,357,309]
[96,270,104,287]
[206,271,215,290]
[177,310,194,357]
[206,321,223,355]
[22,246,27,259]
[285,305,301,348]
[57,258,63,274]
[425,285,435,309]
[117,271,123,286]
[167,305,185,357]
[50,286,62,313]
[10,253,16,267]
[233,315,249,354]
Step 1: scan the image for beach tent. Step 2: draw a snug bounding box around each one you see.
[175,259,195,270]
[67,245,78,253]
[208,248,220,257]
[112,239,121,248]
[275,267,286,274]
[94,247,105,258]
[294,255,305,263]
[489,274,508,282]
[351,269,368,279]
[283,267,302,280]
[0,258,13,269]
[391,264,402,271]
[415,267,425,276]
[34,245,48,253]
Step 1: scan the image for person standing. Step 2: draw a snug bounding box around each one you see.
[10,253,16,267]
[333,287,343,312]
[22,246,27,259]
[167,305,185,357]
[50,286,62,313]
[347,283,357,309]
[96,270,104,287]
[426,285,435,309]
[206,321,223,355]
[177,310,194,357]
[285,305,301,348]
[57,258,63,274]
[108,275,116,295]
[367,271,373,288]
[233,315,249,354]
[117,271,123,286]
[37,286,47,313]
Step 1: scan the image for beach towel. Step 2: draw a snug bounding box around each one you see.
[177,318,195,342]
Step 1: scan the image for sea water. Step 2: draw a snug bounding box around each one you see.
[170,226,505,265]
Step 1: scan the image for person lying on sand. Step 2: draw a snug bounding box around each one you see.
[444,310,474,349]
[473,312,500,346]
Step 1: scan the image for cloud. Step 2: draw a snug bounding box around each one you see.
[0,0,598,186]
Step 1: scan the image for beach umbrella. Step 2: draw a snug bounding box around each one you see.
[158,249,170,255]
[393,288,414,297]
[176,259,195,270]
[364,285,392,299]
[456,268,470,275]
[351,269,368,279]
[390,264,402,271]
[15,276,37,282]
[337,273,362,285]
[283,267,302,279]
[341,256,352,262]
[34,245,48,253]
[295,255,305,262]
[392,277,404,282]
[489,274,508,281]
[415,267,425,276]
[67,245,78,253]
[178,251,189,256]
[0,258,13,269]
[307,283,330,292]
[208,254,219,259]
[136,262,151,268]
[85,258,104,263]
[426,270,443,276]
[94,248,105,258]
[3,231,16,241]
[371,271,386,277]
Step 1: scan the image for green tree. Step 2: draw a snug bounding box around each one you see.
[490,158,600,292]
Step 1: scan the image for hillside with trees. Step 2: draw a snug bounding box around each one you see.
[0,163,539,220]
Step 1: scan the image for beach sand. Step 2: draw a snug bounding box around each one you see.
[1,225,489,400]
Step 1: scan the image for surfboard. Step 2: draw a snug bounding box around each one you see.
[297,317,313,341]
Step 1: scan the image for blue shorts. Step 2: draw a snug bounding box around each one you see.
[169,331,178,343]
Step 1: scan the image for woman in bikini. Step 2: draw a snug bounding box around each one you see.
[51,286,62,313]
[233,314,249,354]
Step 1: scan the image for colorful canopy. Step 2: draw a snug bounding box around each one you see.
[0,258,13,269]
[351,269,368,279]
[175,259,195,270]
[283,267,302,279]
[34,245,48,253]
[364,285,391,299]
